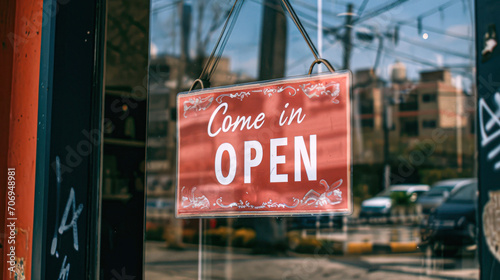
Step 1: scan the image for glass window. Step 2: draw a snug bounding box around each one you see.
[361,118,374,128]
[422,119,437,128]
[448,183,477,203]
[400,117,419,136]
[399,94,419,111]
[146,0,477,279]
[422,93,437,102]
[425,185,453,196]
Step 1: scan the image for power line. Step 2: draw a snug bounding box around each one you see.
[248,0,339,35]
[397,35,471,59]
[398,21,473,41]
[353,0,410,25]
[152,0,182,14]
[388,0,473,41]
[338,0,472,42]
[395,0,457,26]
[293,0,348,20]
[260,0,471,44]
[356,43,472,77]
[320,30,472,77]
[287,40,341,72]
[288,3,473,71]
[199,0,473,77]
[293,0,320,13]
[357,0,370,16]
[301,4,473,71]
[298,13,471,63]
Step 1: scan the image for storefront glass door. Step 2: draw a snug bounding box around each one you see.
[145,1,477,279]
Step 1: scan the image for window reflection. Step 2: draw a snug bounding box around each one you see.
[146,0,477,279]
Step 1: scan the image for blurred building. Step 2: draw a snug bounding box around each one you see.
[353,67,473,171]
[146,54,254,222]
[146,59,476,220]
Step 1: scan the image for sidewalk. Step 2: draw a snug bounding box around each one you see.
[300,224,421,255]
[144,241,479,280]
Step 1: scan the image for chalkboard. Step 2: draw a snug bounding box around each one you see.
[476,0,500,278]
[33,0,104,279]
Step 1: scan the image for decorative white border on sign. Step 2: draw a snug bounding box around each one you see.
[299,82,340,104]
[261,85,297,98]
[301,179,343,207]
[181,179,343,210]
[183,81,341,118]
[181,187,210,209]
[183,96,214,118]
[215,198,300,209]
[215,91,255,103]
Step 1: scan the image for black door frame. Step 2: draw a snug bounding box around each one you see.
[33,0,106,278]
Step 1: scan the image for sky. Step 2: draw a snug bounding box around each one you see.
[149,0,475,89]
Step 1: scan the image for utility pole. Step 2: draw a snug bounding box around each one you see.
[176,1,191,91]
[258,0,287,80]
[255,0,288,253]
[383,94,391,190]
[343,3,354,70]
[170,1,191,250]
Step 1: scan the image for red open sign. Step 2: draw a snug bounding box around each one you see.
[176,72,352,218]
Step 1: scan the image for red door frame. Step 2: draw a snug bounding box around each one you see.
[0,0,43,279]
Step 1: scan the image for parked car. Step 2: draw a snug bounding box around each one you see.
[419,180,478,256]
[359,184,430,219]
[416,178,476,214]
[288,215,343,230]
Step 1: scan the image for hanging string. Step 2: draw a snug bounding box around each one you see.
[190,0,335,91]
[204,0,245,82]
[280,0,335,74]
[191,0,244,90]
[280,0,319,61]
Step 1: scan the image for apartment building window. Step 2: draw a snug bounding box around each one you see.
[400,117,419,137]
[422,119,437,128]
[399,94,419,111]
[361,119,374,128]
[422,93,437,102]
[360,99,374,115]
[470,117,475,134]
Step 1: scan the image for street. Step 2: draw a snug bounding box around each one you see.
[145,240,479,280]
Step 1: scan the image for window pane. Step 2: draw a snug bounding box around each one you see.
[146,0,478,279]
